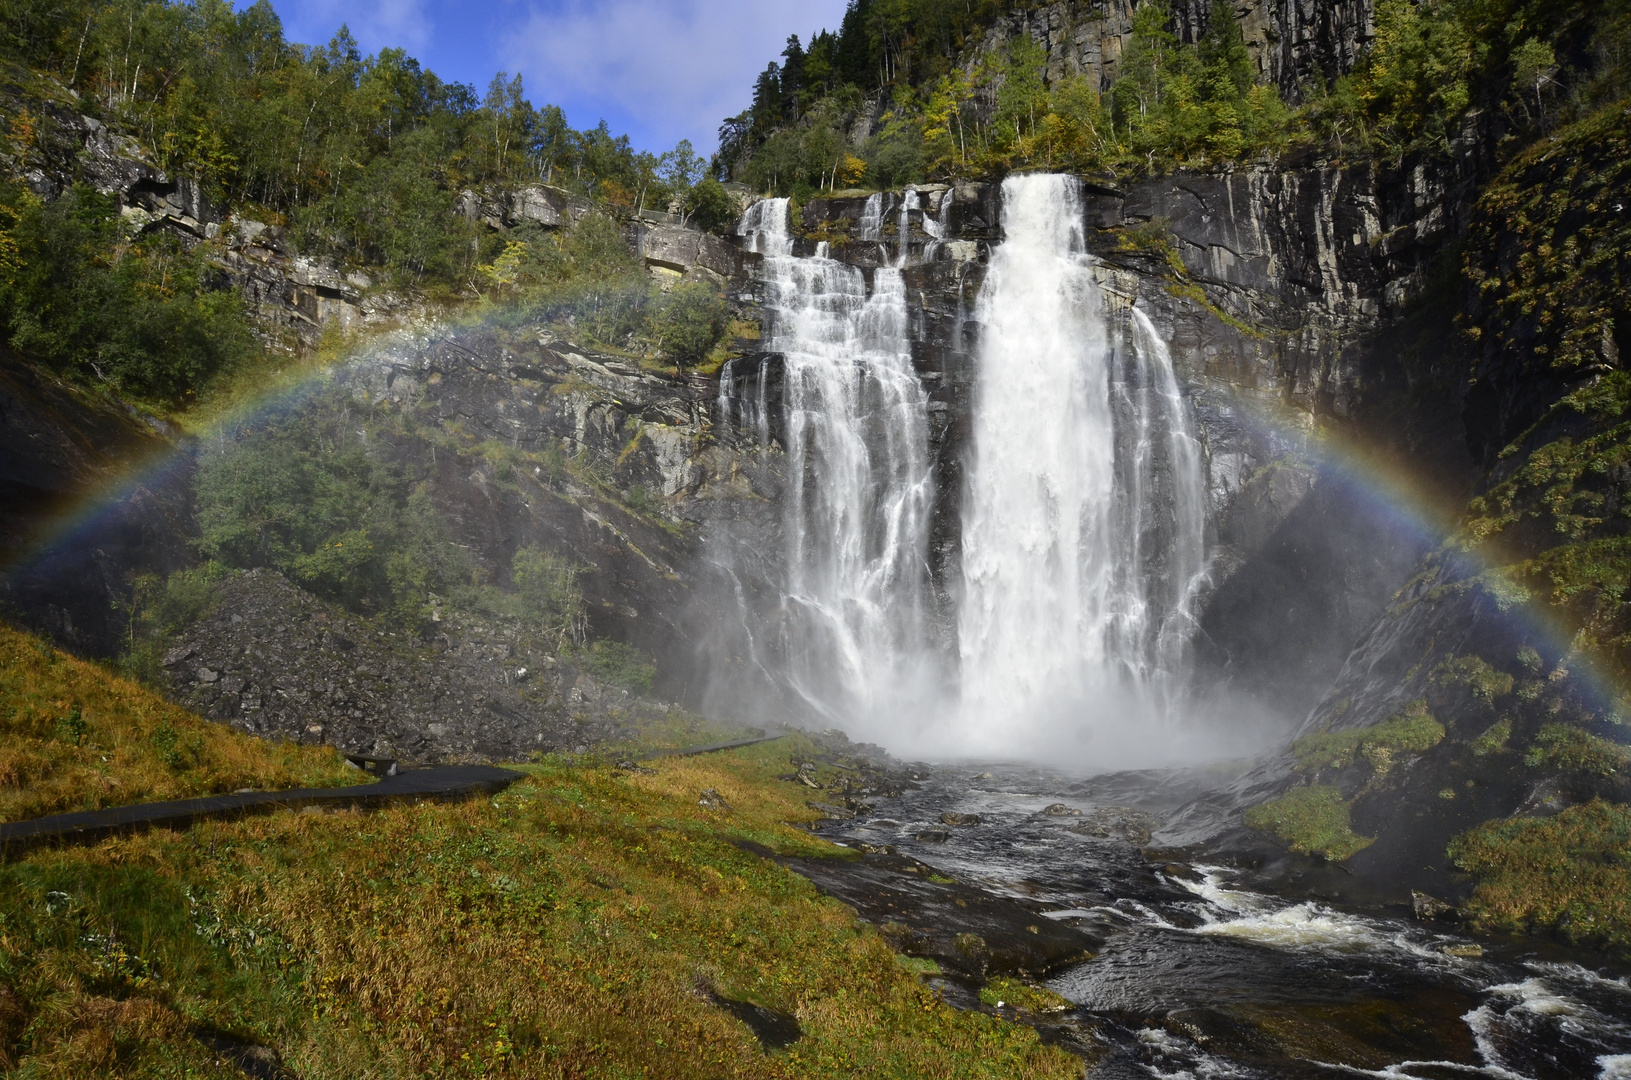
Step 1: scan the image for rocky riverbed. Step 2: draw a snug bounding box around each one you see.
[785,740,1631,1079]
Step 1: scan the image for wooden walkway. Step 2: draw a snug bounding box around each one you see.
[0,733,792,858]
[0,764,524,858]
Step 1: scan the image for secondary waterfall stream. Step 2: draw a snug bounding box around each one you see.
[732,198,936,725]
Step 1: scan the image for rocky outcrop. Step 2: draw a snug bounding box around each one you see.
[634,224,739,280]
[455,184,594,231]
[163,568,676,763]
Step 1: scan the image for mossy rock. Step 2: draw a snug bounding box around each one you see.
[1244,785,1375,861]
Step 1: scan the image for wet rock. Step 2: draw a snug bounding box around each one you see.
[693,979,801,1050]
[915,829,950,843]
[807,801,856,820]
[1412,891,1457,922]
[1041,803,1081,816]
[782,850,1101,981]
[941,811,983,826]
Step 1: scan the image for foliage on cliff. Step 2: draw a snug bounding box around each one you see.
[0,734,1080,1078]
[0,0,737,406]
[0,621,355,822]
[0,180,255,402]
[1243,784,1374,862]
[0,0,706,254]
[721,0,1631,194]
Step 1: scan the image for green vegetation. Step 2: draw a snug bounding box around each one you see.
[0,182,256,403]
[0,621,355,822]
[1459,371,1631,706]
[720,0,1631,193]
[0,710,1080,1077]
[474,215,731,366]
[195,387,474,626]
[510,545,587,645]
[978,977,1073,1014]
[1523,723,1631,775]
[1288,701,1446,777]
[572,640,660,695]
[1243,784,1375,861]
[1471,717,1514,756]
[1433,655,1515,703]
[0,0,739,407]
[1450,799,1631,950]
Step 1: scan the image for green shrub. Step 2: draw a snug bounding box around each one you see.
[0,183,256,403]
[195,388,471,623]
[511,545,585,643]
[1244,785,1374,861]
[1433,655,1515,703]
[648,280,728,366]
[1471,717,1513,756]
[574,640,657,694]
[1524,724,1631,775]
[1450,799,1631,949]
[684,178,740,235]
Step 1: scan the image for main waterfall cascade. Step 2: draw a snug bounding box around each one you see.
[954,174,1209,764]
[721,177,1211,765]
[728,198,939,725]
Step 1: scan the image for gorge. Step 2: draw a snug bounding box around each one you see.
[2,0,1630,1076]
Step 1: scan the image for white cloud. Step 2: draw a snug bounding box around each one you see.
[281,0,435,54]
[502,0,849,152]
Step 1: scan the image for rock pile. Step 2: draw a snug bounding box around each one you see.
[164,568,672,763]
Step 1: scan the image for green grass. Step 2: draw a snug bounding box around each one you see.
[1243,785,1375,861]
[1449,799,1631,951]
[1470,718,1514,756]
[1289,701,1445,777]
[1523,724,1631,775]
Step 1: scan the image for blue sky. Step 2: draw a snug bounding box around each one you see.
[254,0,851,155]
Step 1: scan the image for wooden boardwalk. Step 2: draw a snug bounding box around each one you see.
[0,764,524,858]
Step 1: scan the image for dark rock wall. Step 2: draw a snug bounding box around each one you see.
[0,351,195,656]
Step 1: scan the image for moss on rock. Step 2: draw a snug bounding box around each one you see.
[1244,785,1375,861]
[1289,700,1446,777]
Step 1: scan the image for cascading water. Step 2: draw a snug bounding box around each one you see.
[732,198,937,724]
[956,173,1208,764]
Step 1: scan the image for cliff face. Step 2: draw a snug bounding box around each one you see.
[964,0,1373,103]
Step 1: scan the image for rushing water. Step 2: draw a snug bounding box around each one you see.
[956,174,1208,764]
[730,197,937,724]
[828,764,1631,1080]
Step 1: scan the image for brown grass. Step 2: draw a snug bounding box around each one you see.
[0,621,358,822]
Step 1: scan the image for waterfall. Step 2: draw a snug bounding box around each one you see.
[734,197,936,724]
[956,174,1208,761]
[857,192,885,241]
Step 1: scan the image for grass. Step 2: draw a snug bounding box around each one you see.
[1243,785,1375,862]
[1449,799,1631,951]
[1289,701,1445,777]
[0,627,1078,1078]
[0,622,357,822]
